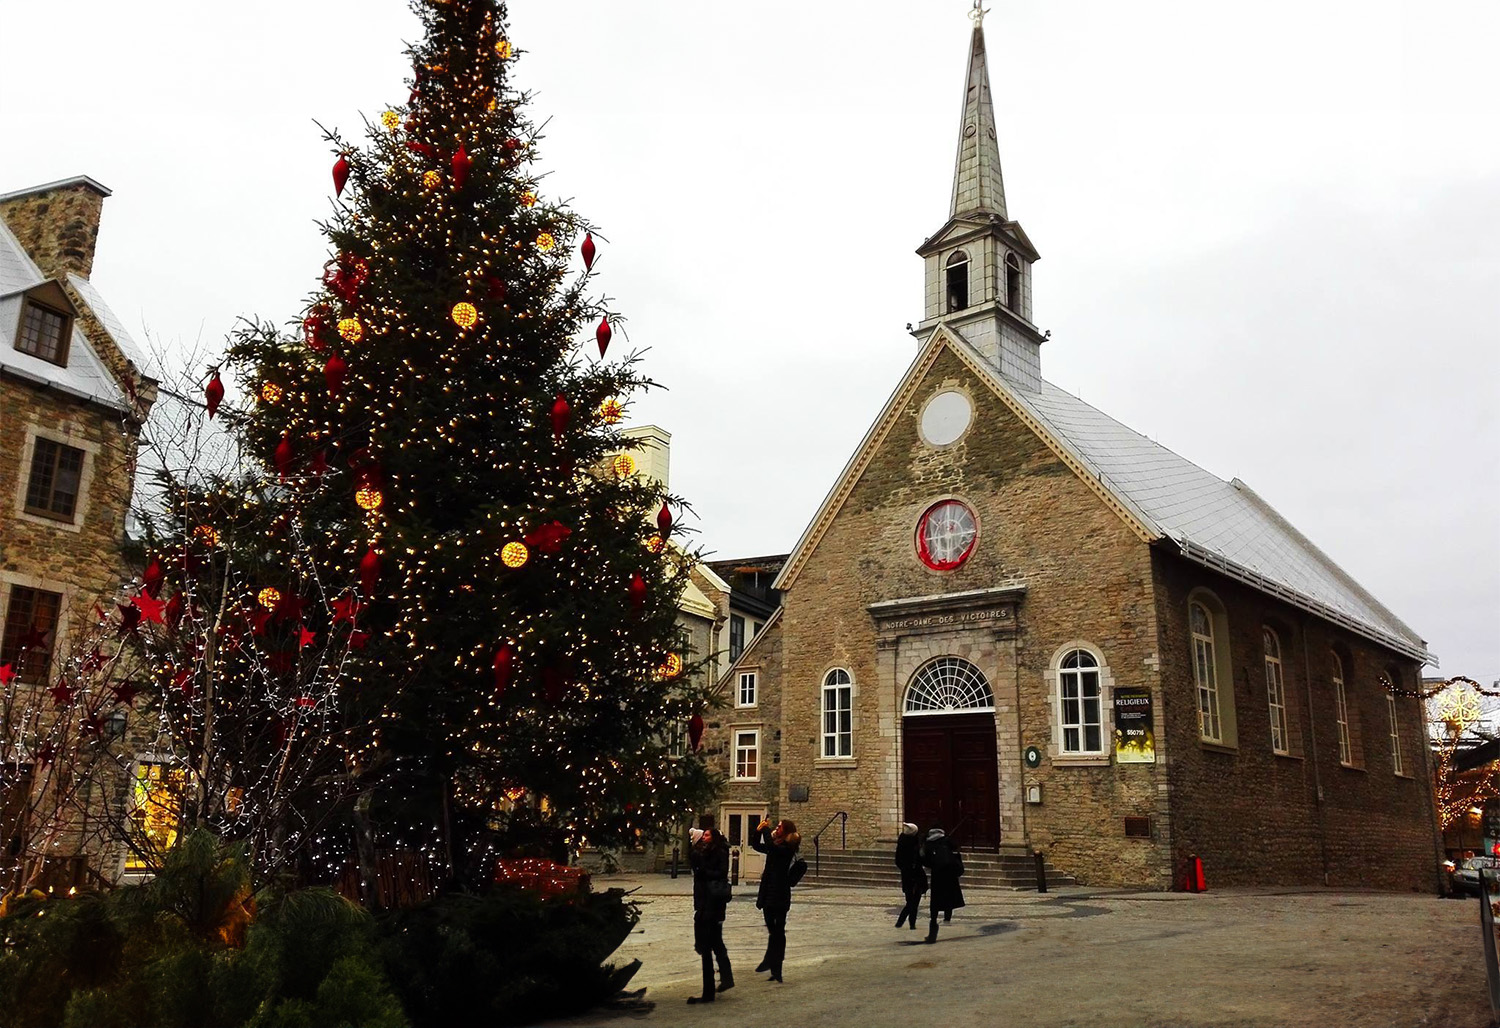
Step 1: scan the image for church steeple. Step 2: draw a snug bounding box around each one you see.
[914,1,1045,391]
[951,3,1007,219]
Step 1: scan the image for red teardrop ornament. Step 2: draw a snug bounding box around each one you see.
[551,392,570,442]
[581,232,596,271]
[452,144,471,188]
[656,502,673,535]
[629,572,647,613]
[143,559,164,598]
[359,548,380,595]
[274,433,294,482]
[688,713,705,752]
[493,644,515,697]
[595,315,612,359]
[333,155,350,196]
[205,371,224,419]
[165,591,184,632]
[325,352,347,398]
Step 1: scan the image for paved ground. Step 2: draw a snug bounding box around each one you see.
[547,874,1494,1028]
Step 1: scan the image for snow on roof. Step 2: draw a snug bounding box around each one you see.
[67,272,156,380]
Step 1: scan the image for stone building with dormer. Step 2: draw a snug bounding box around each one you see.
[0,176,157,887]
[706,9,1441,891]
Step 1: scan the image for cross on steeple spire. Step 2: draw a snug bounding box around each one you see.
[951,0,1007,219]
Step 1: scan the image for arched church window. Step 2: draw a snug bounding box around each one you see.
[946,250,970,313]
[1004,252,1022,312]
[904,657,995,715]
[1058,648,1103,754]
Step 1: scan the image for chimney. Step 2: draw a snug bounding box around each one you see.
[0,176,112,280]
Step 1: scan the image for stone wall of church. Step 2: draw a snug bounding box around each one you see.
[776,347,1170,888]
[1153,555,1441,891]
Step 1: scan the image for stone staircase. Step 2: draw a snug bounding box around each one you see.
[797,847,1080,891]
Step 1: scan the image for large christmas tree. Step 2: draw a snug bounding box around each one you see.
[139,0,717,892]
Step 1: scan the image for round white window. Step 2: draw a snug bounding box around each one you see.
[920,390,972,446]
[916,499,978,571]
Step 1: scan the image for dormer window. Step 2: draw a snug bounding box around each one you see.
[945,251,970,312]
[17,300,70,366]
[1004,252,1022,313]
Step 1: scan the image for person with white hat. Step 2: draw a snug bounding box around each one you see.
[893,823,928,930]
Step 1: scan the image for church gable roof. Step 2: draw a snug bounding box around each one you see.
[773,325,1429,663]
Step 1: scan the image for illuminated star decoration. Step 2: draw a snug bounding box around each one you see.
[1438,685,1483,733]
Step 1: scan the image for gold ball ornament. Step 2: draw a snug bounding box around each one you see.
[257,587,282,610]
[260,382,284,403]
[355,486,384,512]
[337,318,363,343]
[521,191,538,208]
[381,110,401,131]
[598,398,624,424]
[423,170,442,188]
[645,535,666,554]
[657,654,683,679]
[535,232,556,252]
[194,525,220,547]
[451,302,478,329]
[612,454,637,478]
[496,40,514,59]
[501,541,530,568]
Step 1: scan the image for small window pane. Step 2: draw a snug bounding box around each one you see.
[17,302,68,365]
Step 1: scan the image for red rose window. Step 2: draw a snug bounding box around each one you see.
[916,500,977,570]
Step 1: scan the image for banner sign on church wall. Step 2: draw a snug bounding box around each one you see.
[1113,687,1156,764]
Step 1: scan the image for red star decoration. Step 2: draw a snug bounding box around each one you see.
[111,681,142,706]
[49,680,74,706]
[116,603,141,636]
[295,695,317,709]
[0,663,14,687]
[165,592,185,631]
[35,741,56,767]
[332,593,363,625]
[133,590,166,624]
[251,608,273,636]
[349,630,370,650]
[524,520,572,554]
[298,626,317,649]
[173,668,195,697]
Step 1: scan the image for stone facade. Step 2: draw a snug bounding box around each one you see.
[0,177,155,887]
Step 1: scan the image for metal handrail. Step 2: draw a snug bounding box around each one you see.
[810,811,848,878]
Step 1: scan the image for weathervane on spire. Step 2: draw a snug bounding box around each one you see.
[969,0,989,27]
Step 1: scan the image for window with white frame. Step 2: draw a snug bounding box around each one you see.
[1332,653,1352,765]
[1191,602,1222,743]
[1263,628,1289,754]
[1386,689,1404,775]
[821,669,853,758]
[1058,649,1104,753]
[737,671,757,708]
[733,729,760,781]
[666,721,686,760]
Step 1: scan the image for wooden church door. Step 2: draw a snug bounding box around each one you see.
[902,712,999,851]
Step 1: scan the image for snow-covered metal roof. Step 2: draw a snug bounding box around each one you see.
[67,272,156,380]
[976,337,1431,663]
[0,211,136,412]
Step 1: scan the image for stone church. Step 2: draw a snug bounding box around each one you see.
[707,7,1441,891]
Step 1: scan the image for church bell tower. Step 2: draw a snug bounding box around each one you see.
[913,2,1045,390]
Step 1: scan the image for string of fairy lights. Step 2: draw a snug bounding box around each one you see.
[8,0,722,885]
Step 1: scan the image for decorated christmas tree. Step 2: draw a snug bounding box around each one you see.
[135,0,717,893]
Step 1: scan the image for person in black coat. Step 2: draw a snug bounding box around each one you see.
[921,825,965,943]
[687,820,733,1004]
[748,818,800,982]
[894,822,928,930]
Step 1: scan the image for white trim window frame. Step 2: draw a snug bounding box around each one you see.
[1387,691,1404,776]
[736,670,758,709]
[821,669,853,758]
[1332,654,1352,766]
[1263,628,1290,755]
[733,728,760,782]
[1058,648,1105,755]
[1191,602,1223,743]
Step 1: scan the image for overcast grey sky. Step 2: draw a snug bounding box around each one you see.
[2,0,1495,681]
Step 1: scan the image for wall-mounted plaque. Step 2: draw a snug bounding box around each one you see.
[1023,745,1042,769]
[788,784,810,803]
[1113,687,1156,764]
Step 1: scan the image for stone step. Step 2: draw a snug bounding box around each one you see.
[803,851,1079,890]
